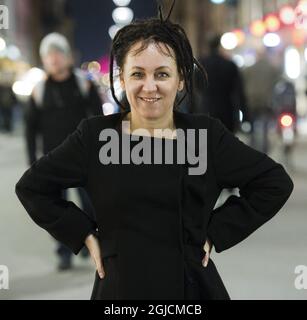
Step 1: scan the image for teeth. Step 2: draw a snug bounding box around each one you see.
[141,98,159,102]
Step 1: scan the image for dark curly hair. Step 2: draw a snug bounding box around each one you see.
[109,0,207,112]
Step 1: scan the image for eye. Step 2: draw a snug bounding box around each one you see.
[157,72,170,78]
[131,72,143,78]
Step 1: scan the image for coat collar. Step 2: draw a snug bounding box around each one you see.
[114,109,190,134]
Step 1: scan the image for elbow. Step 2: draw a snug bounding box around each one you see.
[276,166,294,202]
[15,172,29,200]
[15,177,25,200]
[284,173,294,199]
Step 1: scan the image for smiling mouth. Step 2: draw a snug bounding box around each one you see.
[139,97,161,103]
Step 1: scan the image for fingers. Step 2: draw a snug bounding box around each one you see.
[202,251,210,267]
[94,255,105,279]
[89,248,105,279]
[203,239,212,254]
[85,235,105,279]
[202,239,212,267]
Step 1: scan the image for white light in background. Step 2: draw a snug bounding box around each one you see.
[103,102,116,115]
[279,6,296,25]
[12,81,33,96]
[244,53,256,67]
[6,45,21,60]
[239,110,243,122]
[210,0,225,4]
[304,47,307,61]
[263,33,281,47]
[232,54,245,68]
[109,24,121,39]
[27,68,45,83]
[113,0,131,6]
[294,0,307,29]
[112,7,134,25]
[285,46,300,79]
[12,68,45,96]
[241,121,252,133]
[220,32,238,50]
[0,37,6,51]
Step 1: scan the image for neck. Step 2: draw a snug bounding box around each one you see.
[126,110,176,138]
[50,68,71,82]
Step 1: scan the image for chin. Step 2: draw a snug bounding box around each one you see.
[141,109,165,120]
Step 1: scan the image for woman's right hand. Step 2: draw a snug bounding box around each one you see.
[85,233,105,279]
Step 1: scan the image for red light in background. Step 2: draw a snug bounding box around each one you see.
[292,29,305,46]
[280,114,294,127]
[250,20,266,37]
[233,29,245,45]
[265,14,281,32]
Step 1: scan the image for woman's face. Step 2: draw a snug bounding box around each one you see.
[120,41,184,123]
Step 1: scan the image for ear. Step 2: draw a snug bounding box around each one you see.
[178,78,184,92]
[119,71,125,91]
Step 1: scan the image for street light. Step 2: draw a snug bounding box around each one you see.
[112,7,134,25]
[285,46,300,79]
[250,20,266,37]
[265,14,281,32]
[220,32,238,50]
[210,0,225,4]
[113,0,131,6]
[263,33,281,47]
[6,45,21,60]
[109,24,121,39]
[0,37,6,51]
[279,6,296,25]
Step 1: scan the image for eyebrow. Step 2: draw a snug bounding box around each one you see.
[130,66,172,71]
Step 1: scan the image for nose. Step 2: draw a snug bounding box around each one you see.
[142,76,157,93]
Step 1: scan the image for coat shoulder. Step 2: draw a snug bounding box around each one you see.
[174,111,219,130]
[85,112,122,131]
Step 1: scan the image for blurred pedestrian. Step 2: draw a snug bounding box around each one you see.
[243,49,281,153]
[272,75,297,118]
[23,32,103,270]
[0,82,17,133]
[196,34,248,133]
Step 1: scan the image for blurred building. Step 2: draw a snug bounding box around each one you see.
[0,0,76,104]
[167,0,307,118]
[0,0,73,76]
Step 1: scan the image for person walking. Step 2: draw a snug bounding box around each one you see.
[243,50,281,153]
[23,32,103,270]
[196,34,248,133]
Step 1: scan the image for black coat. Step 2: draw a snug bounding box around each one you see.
[15,110,293,299]
[24,71,102,165]
[197,53,248,132]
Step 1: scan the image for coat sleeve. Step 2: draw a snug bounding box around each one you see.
[15,119,97,255]
[24,96,40,165]
[206,118,294,253]
[86,82,103,116]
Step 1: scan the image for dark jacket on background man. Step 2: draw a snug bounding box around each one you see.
[15,110,293,299]
[24,68,102,165]
[243,57,281,116]
[197,53,248,133]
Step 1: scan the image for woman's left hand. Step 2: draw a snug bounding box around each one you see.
[202,237,213,267]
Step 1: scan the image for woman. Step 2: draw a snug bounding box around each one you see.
[15,4,293,300]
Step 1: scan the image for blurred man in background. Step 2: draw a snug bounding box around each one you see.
[24,32,102,271]
[196,34,248,134]
[243,49,281,153]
